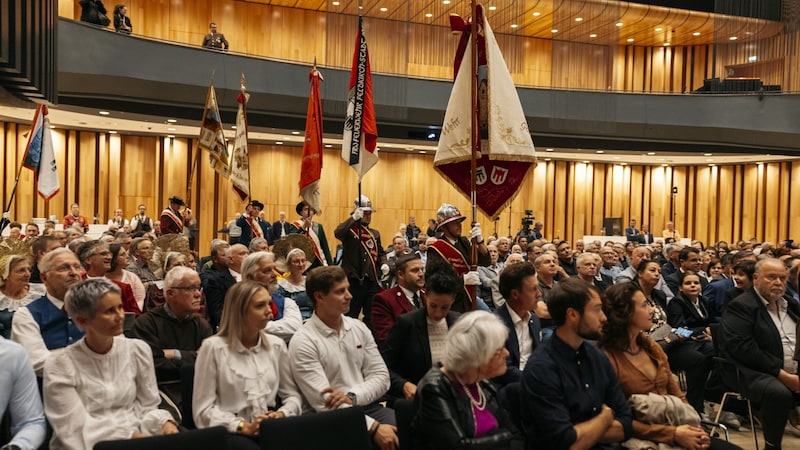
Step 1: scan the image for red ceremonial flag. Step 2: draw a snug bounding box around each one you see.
[341,16,378,181]
[435,5,536,219]
[300,66,324,214]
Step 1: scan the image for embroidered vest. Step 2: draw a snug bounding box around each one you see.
[26,296,84,350]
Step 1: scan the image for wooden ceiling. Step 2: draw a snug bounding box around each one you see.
[243,0,784,46]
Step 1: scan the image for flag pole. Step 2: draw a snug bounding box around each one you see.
[187,78,214,207]
[0,159,28,234]
[468,0,480,310]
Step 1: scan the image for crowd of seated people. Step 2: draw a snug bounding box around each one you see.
[5,205,800,450]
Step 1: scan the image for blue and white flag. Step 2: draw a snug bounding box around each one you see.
[22,105,60,200]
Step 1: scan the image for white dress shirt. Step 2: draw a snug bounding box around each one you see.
[0,338,47,450]
[43,336,173,450]
[288,314,389,429]
[193,333,301,431]
[265,297,303,342]
[507,307,533,370]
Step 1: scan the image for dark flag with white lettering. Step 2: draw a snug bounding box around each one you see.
[341,16,378,182]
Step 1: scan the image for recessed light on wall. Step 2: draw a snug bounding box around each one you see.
[575,17,583,22]
[693,32,701,36]
[729,36,738,40]
[655,27,663,32]
[425,13,432,17]
[589,33,597,38]
[379,7,387,12]
[551,29,558,33]
[533,12,541,17]
[627,38,634,42]
[616,22,624,27]
[99,111,110,116]
[167,119,177,123]
[488,5,497,10]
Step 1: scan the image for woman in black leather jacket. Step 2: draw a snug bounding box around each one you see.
[412,311,518,449]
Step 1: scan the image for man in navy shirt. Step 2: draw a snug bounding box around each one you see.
[521,278,633,450]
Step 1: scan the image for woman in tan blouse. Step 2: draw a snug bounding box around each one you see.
[598,282,739,450]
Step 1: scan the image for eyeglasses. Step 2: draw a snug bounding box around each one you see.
[172,285,203,293]
[51,263,84,273]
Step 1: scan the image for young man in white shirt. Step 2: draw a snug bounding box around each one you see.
[289,266,398,450]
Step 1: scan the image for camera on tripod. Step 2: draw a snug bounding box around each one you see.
[521,210,535,228]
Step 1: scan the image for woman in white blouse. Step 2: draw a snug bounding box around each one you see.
[0,254,45,339]
[193,280,301,449]
[44,278,178,450]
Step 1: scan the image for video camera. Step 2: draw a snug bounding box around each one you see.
[521,210,535,229]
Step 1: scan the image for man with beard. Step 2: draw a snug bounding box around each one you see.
[334,196,387,326]
[10,248,85,375]
[371,254,425,347]
[722,258,799,450]
[241,251,302,342]
[521,278,633,449]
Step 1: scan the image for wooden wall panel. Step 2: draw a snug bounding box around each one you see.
[4,120,799,248]
[55,0,798,93]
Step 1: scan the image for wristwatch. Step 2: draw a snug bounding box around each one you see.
[346,391,357,405]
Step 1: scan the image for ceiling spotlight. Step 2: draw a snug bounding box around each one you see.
[291,131,301,135]
[231,126,237,129]
[703,153,712,156]
[324,144,333,148]
[546,148,554,152]
[664,42,670,46]
[596,150,604,154]
[661,164,669,167]
[99,111,110,116]
[167,135,175,138]
[544,158,551,161]
[419,151,426,154]
[276,141,284,145]
[109,130,117,134]
[647,152,656,155]
[167,119,177,123]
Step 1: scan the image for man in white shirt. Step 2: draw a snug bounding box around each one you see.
[0,337,47,450]
[494,262,542,385]
[10,248,84,376]
[289,266,398,450]
[130,204,154,234]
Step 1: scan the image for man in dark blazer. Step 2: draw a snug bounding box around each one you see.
[664,247,708,294]
[381,267,462,401]
[200,243,247,328]
[625,219,641,243]
[721,258,800,450]
[371,254,425,347]
[494,262,542,385]
[236,200,274,248]
[639,224,655,245]
[271,211,291,239]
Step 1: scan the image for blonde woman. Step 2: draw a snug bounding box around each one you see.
[193,281,301,449]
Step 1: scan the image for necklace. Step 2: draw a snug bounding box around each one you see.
[624,347,642,356]
[461,382,487,411]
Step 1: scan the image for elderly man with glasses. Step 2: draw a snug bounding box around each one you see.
[132,266,213,411]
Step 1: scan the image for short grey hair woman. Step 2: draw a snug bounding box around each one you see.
[44,278,177,450]
[412,311,517,449]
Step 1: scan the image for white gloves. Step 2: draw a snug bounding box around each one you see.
[380,264,390,276]
[469,224,484,244]
[351,207,365,222]
[464,271,481,286]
